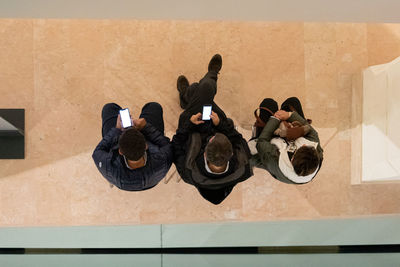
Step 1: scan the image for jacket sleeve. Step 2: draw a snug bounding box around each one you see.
[141,123,173,167]
[171,121,194,184]
[256,117,281,162]
[92,128,122,186]
[160,143,174,167]
[215,117,246,148]
[140,122,170,147]
[215,117,235,136]
[287,112,320,144]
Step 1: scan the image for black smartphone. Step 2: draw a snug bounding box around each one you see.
[119,108,132,128]
[202,105,212,120]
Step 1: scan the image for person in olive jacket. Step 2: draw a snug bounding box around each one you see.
[250,97,323,184]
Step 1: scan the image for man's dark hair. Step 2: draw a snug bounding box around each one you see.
[205,133,233,167]
[118,128,146,161]
[292,146,319,176]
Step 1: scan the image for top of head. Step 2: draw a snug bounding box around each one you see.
[205,133,233,167]
[292,146,319,176]
[118,128,146,161]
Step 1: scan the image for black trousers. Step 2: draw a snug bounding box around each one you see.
[259,97,305,123]
[101,102,164,137]
[178,70,226,129]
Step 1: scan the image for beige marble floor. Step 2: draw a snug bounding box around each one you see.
[0,20,400,227]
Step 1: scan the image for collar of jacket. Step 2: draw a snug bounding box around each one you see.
[271,137,319,183]
[185,132,251,190]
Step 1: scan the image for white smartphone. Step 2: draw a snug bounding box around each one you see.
[119,108,132,128]
[202,105,212,120]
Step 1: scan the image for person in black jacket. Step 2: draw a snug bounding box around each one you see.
[92,102,173,191]
[172,54,253,205]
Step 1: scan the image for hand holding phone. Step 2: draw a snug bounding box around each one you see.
[133,118,147,131]
[202,105,212,121]
[210,111,220,126]
[119,108,133,128]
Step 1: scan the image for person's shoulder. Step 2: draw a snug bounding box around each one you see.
[145,150,171,168]
[147,141,172,154]
[146,141,158,150]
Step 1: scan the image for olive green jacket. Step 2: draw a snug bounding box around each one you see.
[252,112,323,184]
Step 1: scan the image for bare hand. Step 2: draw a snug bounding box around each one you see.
[190,113,205,125]
[133,118,147,130]
[274,110,290,121]
[210,111,220,126]
[116,114,123,130]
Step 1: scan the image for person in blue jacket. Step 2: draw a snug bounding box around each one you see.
[92,102,173,191]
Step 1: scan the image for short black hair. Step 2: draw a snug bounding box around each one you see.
[205,133,233,167]
[292,146,319,176]
[118,128,146,161]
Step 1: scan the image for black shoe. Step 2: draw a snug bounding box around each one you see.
[177,75,189,109]
[208,54,222,73]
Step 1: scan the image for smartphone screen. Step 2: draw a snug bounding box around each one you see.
[119,108,132,128]
[202,105,212,120]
